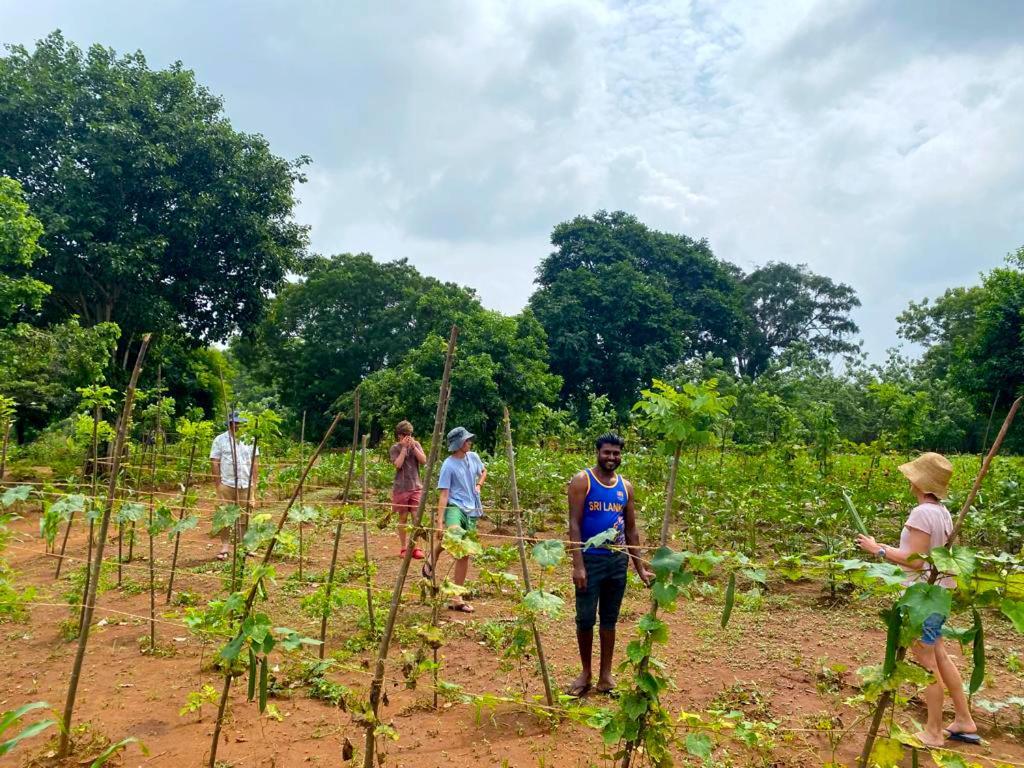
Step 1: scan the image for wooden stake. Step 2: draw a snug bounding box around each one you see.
[207,411,343,768]
[363,326,457,768]
[361,434,375,635]
[503,406,555,707]
[58,334,151,759]
[319,388,361,657]
[166,440,198,603]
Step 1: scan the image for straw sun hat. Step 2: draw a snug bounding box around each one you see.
[898,452,953,498]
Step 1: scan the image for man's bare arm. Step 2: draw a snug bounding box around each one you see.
[211,459,221,486]
[623,479,652,585]
[568,472,588,589]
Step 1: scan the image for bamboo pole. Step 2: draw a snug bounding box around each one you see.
[165,439,198,603]
[0,416,10,482]
[78,403,103,635]
[503,406,555,707]
[363,326,457,768]
[55,404,101,579]
[207,411,343,768]
[58,334,151,759]
[146,415,161,651]
[361,434,376,635]
[318,388,361,657]
[857,396,1022,767]
[298,409,306,581]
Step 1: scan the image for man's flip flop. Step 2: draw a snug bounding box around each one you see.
[594,683,616,695]
[943,730,982,745]
[565,682,591,697]
[215,552,228,561]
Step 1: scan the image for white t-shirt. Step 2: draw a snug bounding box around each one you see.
[210,432,259,488]
[900,502,954,588]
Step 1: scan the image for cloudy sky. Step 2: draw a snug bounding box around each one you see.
[4,0,1024,360]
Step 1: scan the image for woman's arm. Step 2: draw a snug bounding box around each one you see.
[856,528,932,568]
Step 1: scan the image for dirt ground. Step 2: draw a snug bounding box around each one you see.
[2,486,1023,768]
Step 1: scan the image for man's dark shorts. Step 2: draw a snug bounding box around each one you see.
[575,551,629,631]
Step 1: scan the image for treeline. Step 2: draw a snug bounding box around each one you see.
[1,32,1021,453]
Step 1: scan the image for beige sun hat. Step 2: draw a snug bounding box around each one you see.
[898,452,953,498]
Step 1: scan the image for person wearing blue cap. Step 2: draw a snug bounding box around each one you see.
[209,411,259,560]
[422,426,486,612]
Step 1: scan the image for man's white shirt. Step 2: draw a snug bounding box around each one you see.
[210,431,259,488]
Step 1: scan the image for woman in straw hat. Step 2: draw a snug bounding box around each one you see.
[854,452,979,748]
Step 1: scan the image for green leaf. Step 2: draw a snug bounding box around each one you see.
[168,515,199,540]
[1001,598,1024,633]
[969,609,985,694]
[274,627,323,652]
[864,562,907,587]
[720,572,736,628]
[89,736,145,767]
[115,501,146,524]
[652,580,679,610]
[685,732,713,759]
[531,539,565,569]
[288,504,320,524]
[651,546,685,578]
[625,640,648,665]
[0,485,32,508]
[211,504,242,534]
[442,527,483,559]
[523,589,563,618]
[929,547,977,579]
[621,692,648,720]
[147,504,175,536]
[0,718,55,756]
[638,614,668,643]
[897,583,951,633]
[582,528,618,551]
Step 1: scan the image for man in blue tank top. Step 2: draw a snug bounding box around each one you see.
[567,433,652,696]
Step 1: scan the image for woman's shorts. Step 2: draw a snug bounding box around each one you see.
[921,612,946,646]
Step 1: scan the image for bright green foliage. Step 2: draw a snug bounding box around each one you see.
[1001,599,1024,633]
[530,539,565,570]
[115,502,147,526]
[522,589,563,618]
[87,737,146,767]
[441,527,483,560]
[40,494,84,547]
[211,504,243,535]
[0,32,307,347]
[897,583,952,636]
[0,701,55,757]
[633,378,735,456]
[0,176,49,320]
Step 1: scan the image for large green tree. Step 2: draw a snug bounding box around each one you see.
[0,32,308,351]
[237,253,490,433]
[735,262,860,377]
[529,211,744,414]
[0,176,118,438]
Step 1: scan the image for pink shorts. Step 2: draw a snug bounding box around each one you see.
[392,488,422,517]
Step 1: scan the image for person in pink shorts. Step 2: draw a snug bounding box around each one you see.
[390,420,427,559]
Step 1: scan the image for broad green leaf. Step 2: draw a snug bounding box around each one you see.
[620,692,648,720]
[147,504,174,536]
[531,539,565,569]
[168,515,199,540]
[685,732,713,759]
[115,502,146,524]
[49,494,86,519]
[523,589,563,618]
[211,504,242,534]
[651,546,685,578]
[288,504,320,524]
[625,639,648,665]
[739,567,767,585]
[0,485,32,508]
[582,528,618,551]
[863,563,906,587]
[638,614,668,643]
[275,627,323,652]
[897,583,951,633]
[687,550,723,575]
[442,527,483,559]
[1001,598,1024,633]
[929,547,977,579]
[652,580,679,609]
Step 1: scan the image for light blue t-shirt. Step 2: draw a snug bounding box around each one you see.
[438,452,485,516]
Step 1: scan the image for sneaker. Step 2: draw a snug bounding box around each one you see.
[412,548,425,560]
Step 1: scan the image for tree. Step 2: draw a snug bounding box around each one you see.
[360,308,561,447]
[0,177,117,438]
[529,211,744,415]
[735,262,860,377]
[237,253,478,434]
[0,32,308,352]
[0,177,50,322]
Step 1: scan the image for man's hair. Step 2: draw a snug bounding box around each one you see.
[395,420,413,437]
[595,433,625,451]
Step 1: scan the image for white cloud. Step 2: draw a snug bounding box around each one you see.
[2,0,1023,359]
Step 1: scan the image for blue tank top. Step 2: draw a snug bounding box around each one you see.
[579,468,627,555]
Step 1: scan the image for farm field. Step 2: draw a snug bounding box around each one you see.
[2,443,1023,768]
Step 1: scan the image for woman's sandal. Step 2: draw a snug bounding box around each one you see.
[447,602,474,613]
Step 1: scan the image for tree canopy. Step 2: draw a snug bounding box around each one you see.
[0,31,308,348]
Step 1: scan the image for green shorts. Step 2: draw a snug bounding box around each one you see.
[443,505,478,533]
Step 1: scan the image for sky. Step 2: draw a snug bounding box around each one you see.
[4,0,1024,361]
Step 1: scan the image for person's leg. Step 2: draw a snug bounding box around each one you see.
[393,490,407,551]
[408,490,424,557]
[934,640,977,734]
[449,514,475,611]
[911,640,944,747]
[596,554,628,692]
[571,555,599,695]
[216,485,232,558]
